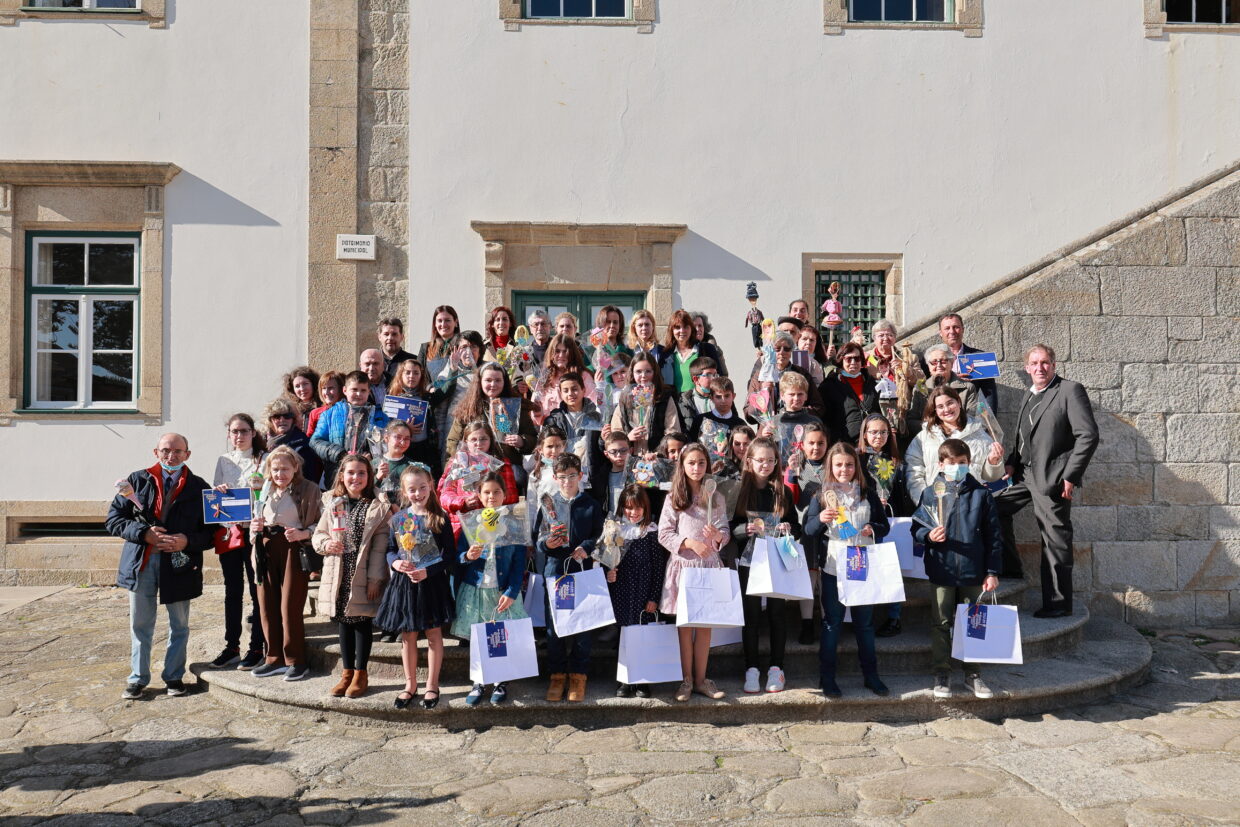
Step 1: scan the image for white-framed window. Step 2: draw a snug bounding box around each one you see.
[850,0,954,22]
[26,234,140,410]
[1165,0,1240,22]
[527,0,628,19]
[24,1,139,8]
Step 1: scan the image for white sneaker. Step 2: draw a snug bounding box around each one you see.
[766,666,786,693]
[743,667,761,694]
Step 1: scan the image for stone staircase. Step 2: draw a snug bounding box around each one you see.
[191,576,1151,727]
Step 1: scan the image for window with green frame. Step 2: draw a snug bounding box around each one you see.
[511,291,646,335]
[813,270,886,341]
[25,232,141,410]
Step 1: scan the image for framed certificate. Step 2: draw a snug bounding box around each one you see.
[203,489,253,524]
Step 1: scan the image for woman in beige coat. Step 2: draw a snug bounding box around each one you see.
[311,454,391,698]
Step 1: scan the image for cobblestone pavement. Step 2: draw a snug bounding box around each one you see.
[1,586,1238,825]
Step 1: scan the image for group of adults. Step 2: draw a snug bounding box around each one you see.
[106,298,1097,699]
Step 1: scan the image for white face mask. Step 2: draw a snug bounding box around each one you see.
[942,463,968,482]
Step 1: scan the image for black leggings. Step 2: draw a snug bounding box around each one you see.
[338,620,373,671]
[738,565,787,670]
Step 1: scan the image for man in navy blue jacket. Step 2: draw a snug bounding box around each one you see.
[106,433,214,700]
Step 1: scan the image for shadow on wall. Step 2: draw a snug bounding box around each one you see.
[166,172,281,227]
[672,230,772,309]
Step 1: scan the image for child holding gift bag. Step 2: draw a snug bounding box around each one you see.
[788,422,831,645]
[658,442,730,702]
[607,485,670,698]
[534,453,605,703]
[913,438,1001,701]
[731,436,800,694]
[857,413,910,639]
[451,471,528,707]
[804,442,890,699]
[375,464,456,711]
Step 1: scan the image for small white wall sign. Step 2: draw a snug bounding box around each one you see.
[336,234,376,260]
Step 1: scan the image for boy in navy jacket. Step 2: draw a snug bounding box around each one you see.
[534,453,604,703]
[912,438,1002,701]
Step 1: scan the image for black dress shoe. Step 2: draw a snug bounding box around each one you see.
[616,683,635,698]
[864,675,890,697]
[634,685,652,699]
[394,690,415,710]
[876,618,902,638]
[1033,607,1071,619]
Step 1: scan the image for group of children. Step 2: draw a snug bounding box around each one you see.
[297,366,1002,710]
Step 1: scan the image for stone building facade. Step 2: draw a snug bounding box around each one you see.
[905,164,1240,627]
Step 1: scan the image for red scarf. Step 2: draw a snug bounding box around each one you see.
[493,334,510,350]
[142,463,188,571]
[844,373,865,402]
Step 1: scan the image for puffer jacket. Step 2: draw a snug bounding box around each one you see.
[310,493,392,618]
[905,420,1003,506]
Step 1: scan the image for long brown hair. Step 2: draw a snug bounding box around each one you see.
[330,454,377,500]
[663,308,700,350]
[627,349,669,402]
[922,385,967,434]
[668,442,711,512]
[542,333,589,383]
[387,358,429,397]
[733,436,789,521]
[425,305,460,360]
[397,464,447,533]
[485,305,516,349]
[823,442,868,497]
[593,304,626,345]
[452,362,518,422]
[281,366,321,414]
[857,413,902,463]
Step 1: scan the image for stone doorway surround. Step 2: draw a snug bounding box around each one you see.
[470,222,687,325]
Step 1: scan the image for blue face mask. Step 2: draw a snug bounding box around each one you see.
[160,462,185,475]
[942,463,968,482]
[840,370,860,379]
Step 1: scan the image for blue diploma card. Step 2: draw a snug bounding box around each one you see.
[383,395,429,427]
[967,604,988,640]
[845,546,868,581]
[554,575,576,610]
[956,352,1000,380]
[485,621,508,658]
[202,489,253,524]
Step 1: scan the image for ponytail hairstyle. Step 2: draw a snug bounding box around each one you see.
[397,463,447,533]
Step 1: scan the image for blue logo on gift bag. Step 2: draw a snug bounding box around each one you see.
[554,575,576,610]
[485,621,508,657]
[845,546,868,581]
[967,604,987,640]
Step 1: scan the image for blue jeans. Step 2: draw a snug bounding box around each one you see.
[543,562,593,674]
[819,573,878,684]
[128,553,191,686]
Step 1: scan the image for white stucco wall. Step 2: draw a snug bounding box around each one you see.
[0,1,309,501]
[408,0,1240,359]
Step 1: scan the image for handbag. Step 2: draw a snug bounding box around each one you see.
[951,592,1023,664]
[832,541,906,607]
[675,567,744,628]
[745,536,813,601]
[213,524,247,555]
[523,567,547,628]
[616,615,682,684]
[889,517,928,580]
[469,616,540,684]
[546,561,617,637]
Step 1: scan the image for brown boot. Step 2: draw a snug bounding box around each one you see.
[345,670,369,698]
[546,673,567,702]
[566,673,587,703]
[330,669,354,697]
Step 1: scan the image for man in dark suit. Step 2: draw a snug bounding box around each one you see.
[920,313,999,413]
[997,344,1099,617]
[106,433,214,699]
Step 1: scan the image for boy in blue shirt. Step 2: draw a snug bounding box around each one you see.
[535,453,605,703]
[913,438,1001,700]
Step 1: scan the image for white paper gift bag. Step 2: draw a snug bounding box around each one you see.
[889,517,928,580]
[617,622,682,684]
[469,617,540,684]
[675,567,745,628]
[523,572,546,628]
[710,625,743,648]
[833,541,906,607]
[746,537,814,601]
[546,566,617,637]
[951,599,1023,664]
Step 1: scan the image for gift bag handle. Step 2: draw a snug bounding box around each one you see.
[637,610,659,626]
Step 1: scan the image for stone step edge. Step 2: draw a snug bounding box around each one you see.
[192,617,1149,727]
